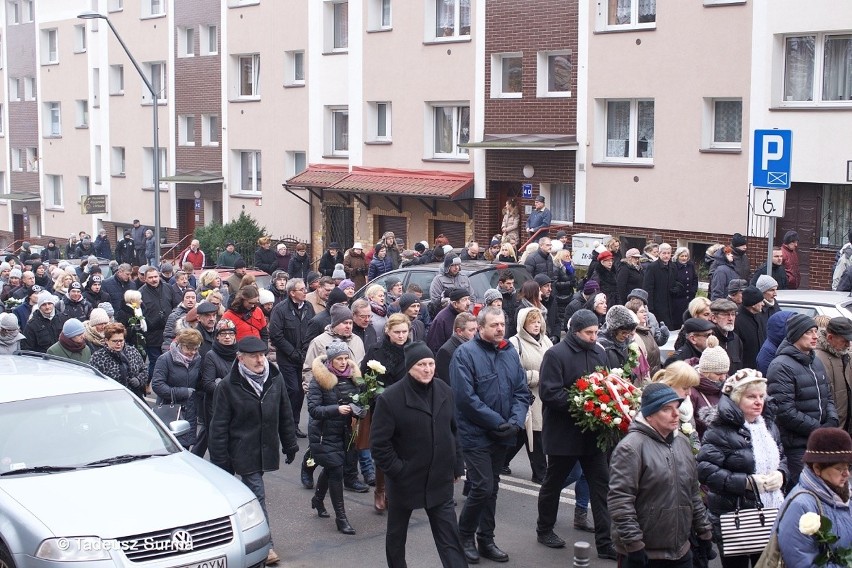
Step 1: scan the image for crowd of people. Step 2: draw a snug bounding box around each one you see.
[4,220,852,568]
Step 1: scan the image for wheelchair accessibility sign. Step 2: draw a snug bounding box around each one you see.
[753,188,786,218]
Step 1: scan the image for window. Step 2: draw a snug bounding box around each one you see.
[44,102,61,137]
[328,108,349,156]
[178,115,195,146]
[109,64,124,95]
[333,2,348,50]
[284,51,305,86]
[540,182,574,222]
[26,148,38,172]
[434,0,470,39]
[46,175,63,208]
[142,62,166,103]
[228,0,260,6]
[92,68,100,108]
[0,172,6,195]
[94,145,102,183]
[368,0,391,30]
[601,99,654,162]
[381,0,391,27]
[368,101,391,141]
[24,77,36,100]
[7,1,19,25]
[111,146,126,176]
[201,24,218,55]
[821,184,852,247]
[179,27,195,57]
[600,0,656,30]
[783,34,852,105]
[537,50,572,97]
[76,100,89,128]
[238,54,260,98]
[22,0,32,21]
[431,104,469,159]
[78,176,90,197]
[74,24,87,52]
[704,98,742,149]
[143,147,167,187]
[11,149,23,172]
[202,114,219,146]
[9,78,20,101]
[490,53,522,98]
[41,29,59,64]
[236,150,262,193]
[287,151,307,176]
[143,0,165,18]
[108,0,124,12]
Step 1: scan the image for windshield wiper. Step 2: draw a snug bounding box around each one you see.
[84,453,168,467]
[0,465,78,476]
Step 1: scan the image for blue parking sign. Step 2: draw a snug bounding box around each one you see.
[753,130,792,189]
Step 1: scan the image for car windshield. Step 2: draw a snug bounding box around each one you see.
[469,265,531,298]
[0,390,181,473]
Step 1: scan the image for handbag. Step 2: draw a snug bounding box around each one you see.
[755,489,823,568]
[719,476,778,557]
[153,402,182,424]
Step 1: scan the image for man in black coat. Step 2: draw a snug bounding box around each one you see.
[22,291,63,353]
[535,309,616,560]
[102,263,134,314]
[735,286,768,369]
[318,242,344,277]
[435,312,477,383]
[642,243,675,327]
[524,237,558,279]
[564,280,599,324]
[268,278,315,437]
[709,298,744,375]
[371,341,467,568]
[139,266,176,378]
[209,336,299,567]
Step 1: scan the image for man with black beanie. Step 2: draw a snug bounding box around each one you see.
[735,286,768,369]
[730,232,750,281]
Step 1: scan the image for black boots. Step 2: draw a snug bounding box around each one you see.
[329,481,355,535]
[311,471,329,518]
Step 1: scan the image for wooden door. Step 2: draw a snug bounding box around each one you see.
[177,199,196,240]
[776,183,820,288]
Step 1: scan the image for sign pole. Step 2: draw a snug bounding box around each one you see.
[766,217,775,277]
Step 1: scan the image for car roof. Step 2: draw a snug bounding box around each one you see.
[776,290,852,306]
[0,353,119,404]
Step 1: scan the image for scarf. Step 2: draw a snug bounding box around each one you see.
[106,346,132,386]
[326,360,353,378]
[238,359,269,396]
[84,321,105,347]
[744,417,785,509]
[169,341,198,368]
[0,329,21,346]
[212,340,238,362]
[370,301,387,317]
[58,332,87,353]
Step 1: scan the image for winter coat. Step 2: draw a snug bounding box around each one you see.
[287,253,310,281]
[89,344,148,399]
[750,262,788,290]
[634,327,661,377]
[209,360,298,475]
[161,305,189,350]
[22,310,63,353]
[564,291,591,322]
[449,334,530,450]
[553,263,576,310]
[501,209,519,243]
[367,255,393,281]
[253,247,278,275]
[268,298,315,366]
[306,356,363,468]
[540,293,560,343]
[436,333,465,385]
[709,251,740,301]
[814,333,852,433]
[41,245,61,262]
[429,270,474,304]
[691,376,724,440]
[767,340,839,450]
[736,306,768,369]
[221,307,268,341]
[642,259,676,327]
[115,239,136,265]
[47,341,92,364]
[215,250,242,268]
[58,296,92,322]
[732,249,750,281]
[591,265,619,308]
[524,249,558,280]
[371,374,465,510]
[839,264,852,293]
[103,275,134,314]
[539,332,609,456]
[598,328,630,372]
[94,235,112,259]
[426,305,461,354]
[180,248,206,271]
[670,261,698,329]
[144,238,155,262]
[609,416,713,560]
[616,262,643,308]
[318,250,344,278]
[130,225,146,251]
[343,250,368,290]
[714,328,744,375]
[140,282,175,348]
[151,347,202,447]
[507,307,552,443]
[697,396,787,526]
[777,467,852,567]
[83,288,111,309]
[781,244,800,289]
[664,340,702,368]
[200,343,236,419]
[301,329,365,392]
[757,311,794,376]
[361,340,407,388]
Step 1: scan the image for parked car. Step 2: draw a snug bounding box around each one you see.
[353,259,532,306]
[0,352,270,568]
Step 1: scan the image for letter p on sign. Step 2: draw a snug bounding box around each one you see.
[761,135,783,171]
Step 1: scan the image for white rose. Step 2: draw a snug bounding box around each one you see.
[680,423,694,435]
[573,396,582,404]
[799,512,822,536]
[628,410,637,417]
[367,360,387,374]
[613,417,622,425]
[600,403,609,412]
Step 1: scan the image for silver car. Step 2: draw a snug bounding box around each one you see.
[0,354,270,568]
[774,289,852,319]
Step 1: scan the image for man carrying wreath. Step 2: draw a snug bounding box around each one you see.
[536,308,617,560]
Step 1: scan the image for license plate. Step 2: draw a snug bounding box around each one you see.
[178,557,226,568]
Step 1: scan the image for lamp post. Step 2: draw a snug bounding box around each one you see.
[78,11,161,263]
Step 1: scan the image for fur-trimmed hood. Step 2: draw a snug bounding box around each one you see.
[817,327,851,358]
[311,354,362,391]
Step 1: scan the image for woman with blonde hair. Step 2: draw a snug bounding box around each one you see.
[196,269,223,300]
[254,235,278,275]
[501,198,520,244]
[53,272,74,296]
[673,296,714,351]
[497,242,518,263]
[365,284,388,337]
[652,361,701,446]
[238,272,257,291]
[519,242,539,265]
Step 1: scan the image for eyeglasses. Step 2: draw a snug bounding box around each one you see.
[829,465,852,475]
[107,338,125,345]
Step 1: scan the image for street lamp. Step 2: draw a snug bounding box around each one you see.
[78,11,162,264]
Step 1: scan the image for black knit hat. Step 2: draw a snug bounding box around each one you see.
[569,309,599,333]
[742,286,764,308]
[398,293,420,313]
[404,341,434,372]
[731,233,747,248]
[804,428,852,464]
[786,313,817,344]
[783,230,799,244]
[448,288,469,302]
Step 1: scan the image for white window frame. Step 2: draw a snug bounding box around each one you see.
[327,107,349,156]
[142,62,167,104]
[596,98,655,164]
[228,0,261,7]
[7,1,20,25]
[597,0,656,31]
[0,172,6,195]
[539,182,574,223]
[92,68,100,108]
[109,64,124,95]
[428,0,471,41]
[46,174,63,209]
[368,0,391,30]
[490,52,523,99]
[26,147,38,172]
[429,103,470,160]
[331,2,348,51]
[9,78,20,101]
[781,33,852,107]
[286,151,307,177]
[236,54,261,99]
[201,24,218,55]
[178,115,195,146]
[74,24,87,53]
[234,150,262,193]
[284,50,305,86]
[701,97,742,150]
[111,146,126,176]
[24,77,36,100]
[202,114,219,146]
[22,0,32,22]
[142,0,165,18]
[41,29,59,65]
[94,145,102,184]
[367,101,391,142]
[107,0,124,12]
[11,149,23,172]
[178,26,195,57]
[536,50,572,98]
[44,102,61,137]
[76,99,89,128]
[143,147,167,188]
[78,175,90,197]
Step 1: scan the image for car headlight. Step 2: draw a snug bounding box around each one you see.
[36,537,111,561]
[236,499,265,531]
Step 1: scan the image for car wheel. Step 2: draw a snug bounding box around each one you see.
[0,542,16,568]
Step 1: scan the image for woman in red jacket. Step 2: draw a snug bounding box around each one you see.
[221,286,269,342]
